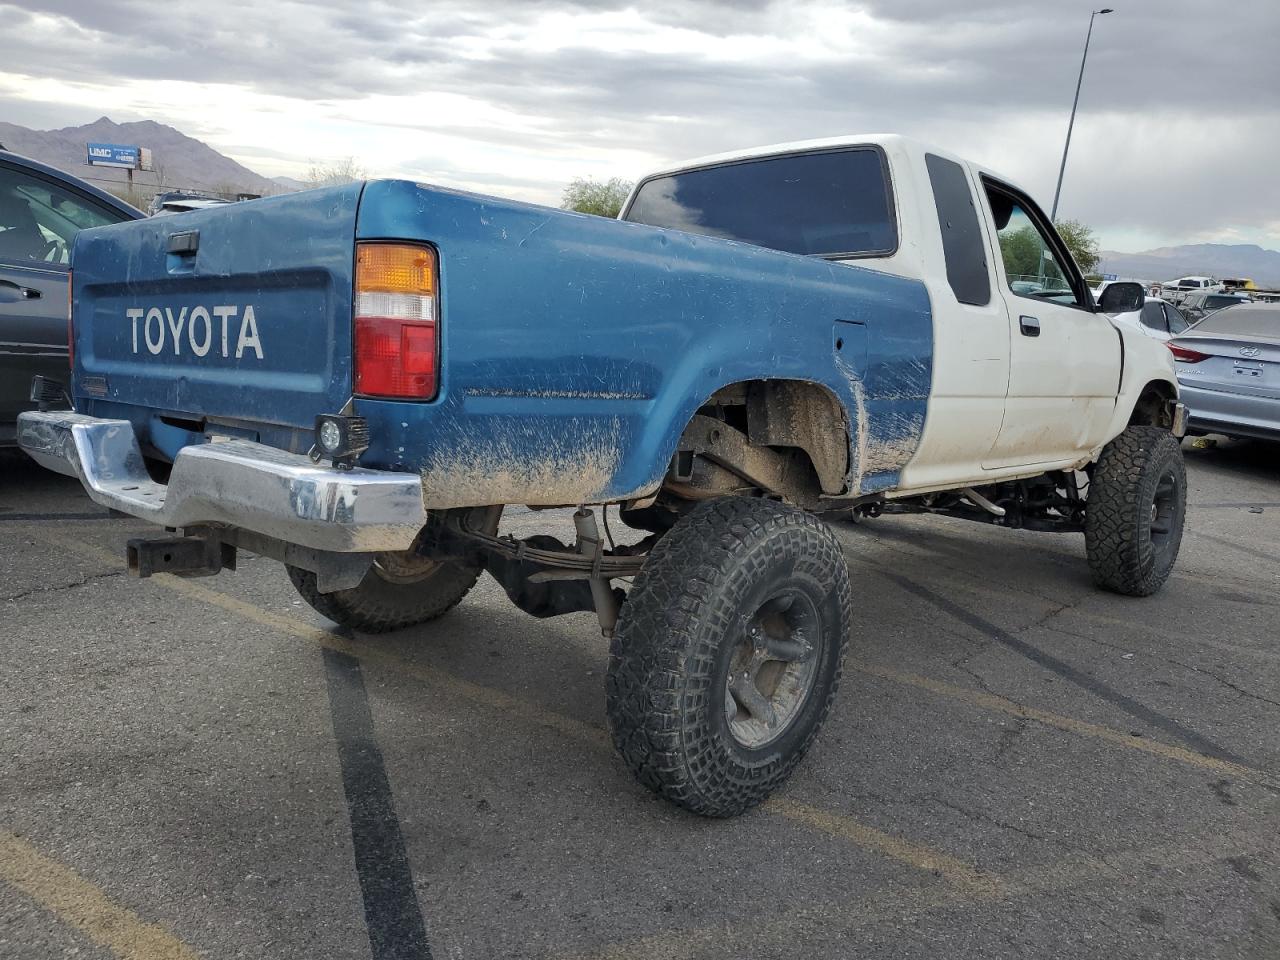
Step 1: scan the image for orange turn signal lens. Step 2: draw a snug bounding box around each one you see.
[356,243,435,295]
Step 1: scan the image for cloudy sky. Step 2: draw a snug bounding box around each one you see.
[1,0,1276,251]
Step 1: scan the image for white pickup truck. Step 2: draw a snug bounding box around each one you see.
[21,134,1189,816]
[1158,275,1222,305]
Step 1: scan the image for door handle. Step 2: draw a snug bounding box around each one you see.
[1019,315,1040,337]
[0,279,41,302]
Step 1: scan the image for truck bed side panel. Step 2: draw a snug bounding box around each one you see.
[355,181,933,504]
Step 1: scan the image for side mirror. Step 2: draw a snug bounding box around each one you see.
[1099,281,1144,314]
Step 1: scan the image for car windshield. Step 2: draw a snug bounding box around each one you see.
[624,148,896,257]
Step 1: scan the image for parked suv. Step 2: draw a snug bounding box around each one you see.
[0,150,142,445]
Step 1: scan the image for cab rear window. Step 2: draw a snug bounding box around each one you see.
[624,147,896,258]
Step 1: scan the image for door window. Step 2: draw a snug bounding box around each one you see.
[0,166,121,266]
[1164,304,1190,333]
[984,186,1084,308]
[1140,302,1167,331]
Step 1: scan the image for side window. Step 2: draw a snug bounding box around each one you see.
[624,148,896,257]
[0,166,120,266]
[925,154,990,306]
[1164,304,1190,334]
[983,184,1084,308]
[1140,302,1166,330]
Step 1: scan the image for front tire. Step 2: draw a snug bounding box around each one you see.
[1085,425,1187,596]
[287,552,482,633]
[606,497,852,817]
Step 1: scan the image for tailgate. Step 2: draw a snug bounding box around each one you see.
[72,183,361,429]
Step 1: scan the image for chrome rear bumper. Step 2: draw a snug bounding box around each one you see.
[17,411,427,552]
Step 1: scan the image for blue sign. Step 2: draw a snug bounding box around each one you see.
[1102,273,1118,281]
[87,142,140,169]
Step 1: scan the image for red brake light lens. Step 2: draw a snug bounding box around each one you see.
[1168,343,1209,363]
[353,243,438,399]
[354,316,437,397]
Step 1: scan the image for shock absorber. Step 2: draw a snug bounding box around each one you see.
[574,508,621,638]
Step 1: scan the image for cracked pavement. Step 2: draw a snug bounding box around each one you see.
[1,437,1278,960]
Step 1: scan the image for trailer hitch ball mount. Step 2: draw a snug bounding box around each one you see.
[126,531,237,579]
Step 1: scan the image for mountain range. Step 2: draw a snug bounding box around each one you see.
[0,116,287,197]
[1098,244,1280,287]
[3,117,1278,285]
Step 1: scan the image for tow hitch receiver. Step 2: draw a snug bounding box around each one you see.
[127,532,237,579]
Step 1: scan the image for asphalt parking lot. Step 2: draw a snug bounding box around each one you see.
[2,440,1278,960]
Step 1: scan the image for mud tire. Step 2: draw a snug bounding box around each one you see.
[287,556,482,633]
[605,496,852,817]
[1085,425,1186,597]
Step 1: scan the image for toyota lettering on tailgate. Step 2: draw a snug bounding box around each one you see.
[125,305,264,359]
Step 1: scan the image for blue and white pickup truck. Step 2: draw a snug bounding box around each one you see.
[19,135,1188,816]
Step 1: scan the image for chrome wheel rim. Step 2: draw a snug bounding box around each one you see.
[723,590,822,749]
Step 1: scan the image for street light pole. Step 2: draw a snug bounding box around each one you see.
[1050,7,1113,222]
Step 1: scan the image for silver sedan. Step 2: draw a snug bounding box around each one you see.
[1170,303,1280,441]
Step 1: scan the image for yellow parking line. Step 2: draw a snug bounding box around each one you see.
[762,797,1003,895]
[855,660,1267,783]
[0,832,199,960]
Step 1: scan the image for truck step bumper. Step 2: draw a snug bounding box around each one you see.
[16,411,427,552]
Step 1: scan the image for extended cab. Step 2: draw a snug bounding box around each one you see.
[19,135,1188,817]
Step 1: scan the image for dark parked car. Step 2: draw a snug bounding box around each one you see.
[0,150,142,445]
[1180,289,1251,323]
[1171,302,1280,441]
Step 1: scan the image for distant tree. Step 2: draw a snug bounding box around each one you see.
[562,177,633,218]
[999,219,1102,281]
[999,225,1044,279]
[1054,219,1100,275]
[304,157,367,188]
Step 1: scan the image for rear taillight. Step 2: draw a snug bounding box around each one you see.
[354,242,438,399]
[67,269,74,370]
[1168,343,1209,363]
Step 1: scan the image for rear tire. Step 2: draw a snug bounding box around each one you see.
[287,553,482,633]
[605,497,852,817]
[1085,425,1187,596]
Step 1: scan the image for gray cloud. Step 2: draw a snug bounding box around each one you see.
[2,0,1277,247]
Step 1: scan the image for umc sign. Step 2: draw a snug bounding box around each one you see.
[86,142,152,170]
[87,143,139,168]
